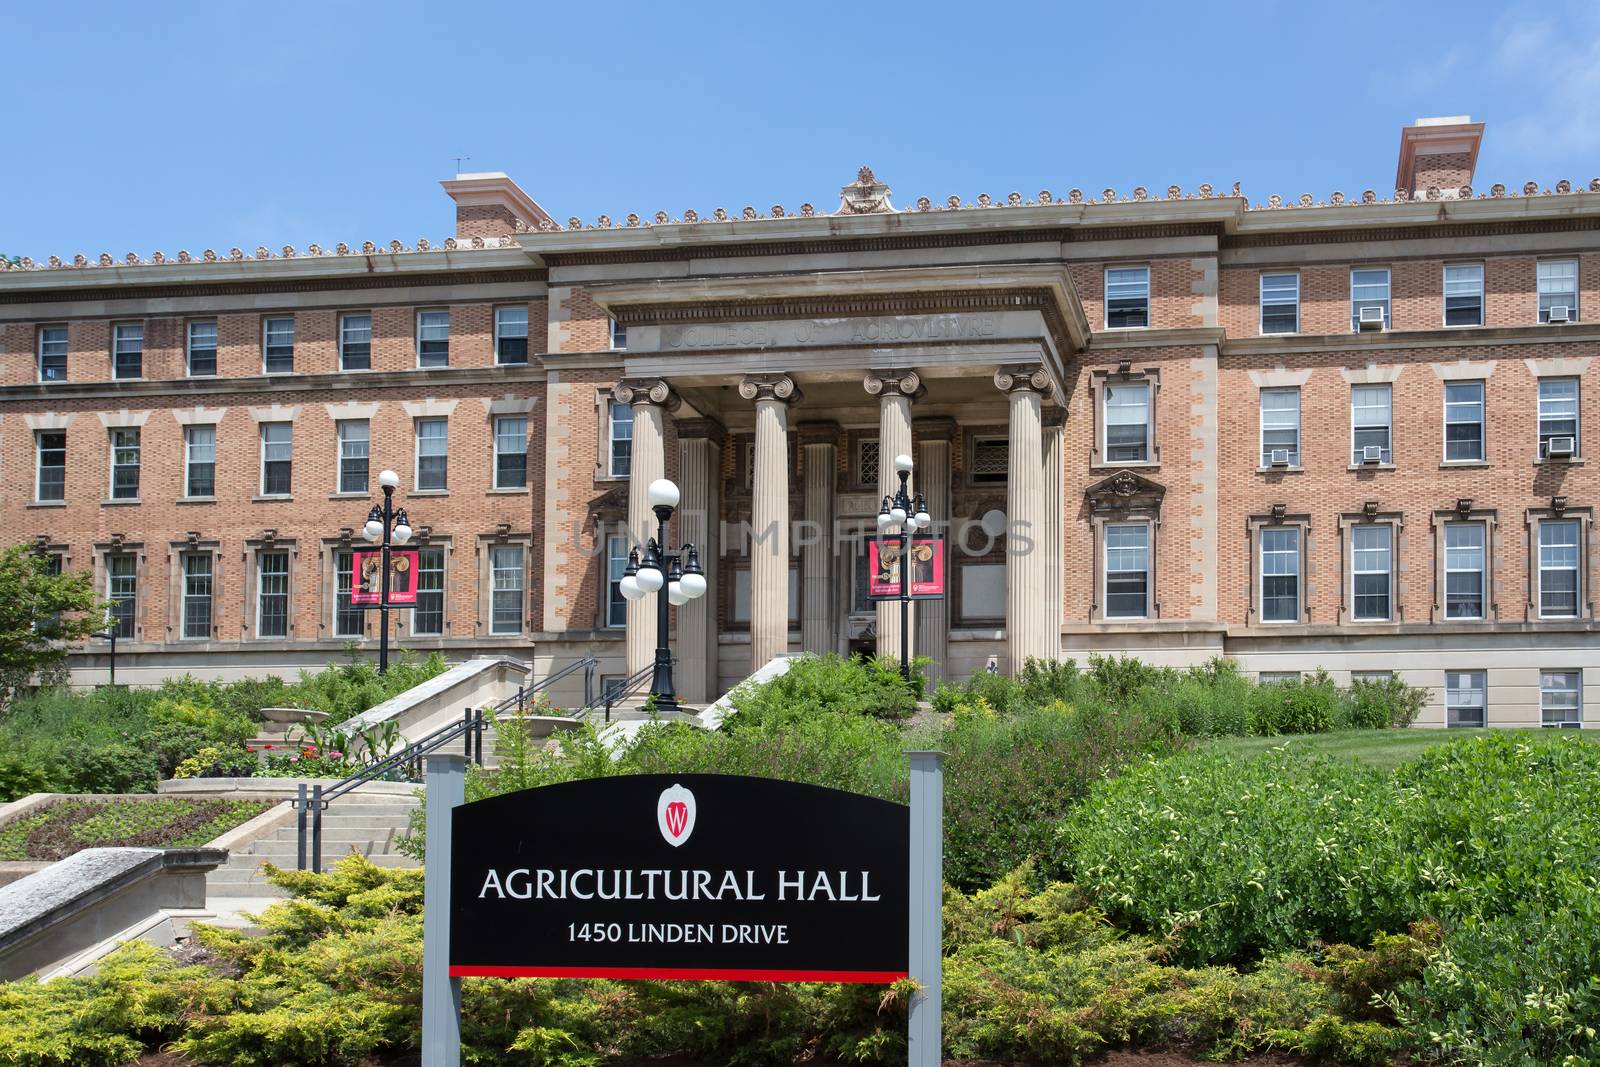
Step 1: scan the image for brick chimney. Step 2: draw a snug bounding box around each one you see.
[440,172,552,238]
[1395,116,1485,198]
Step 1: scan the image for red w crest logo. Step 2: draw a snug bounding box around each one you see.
[656,784,696,847]
[664,801,689,837]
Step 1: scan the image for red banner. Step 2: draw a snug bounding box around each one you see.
[352,548,420,606]
[867,538,944,600]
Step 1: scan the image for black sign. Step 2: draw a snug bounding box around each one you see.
[448,774,909,982]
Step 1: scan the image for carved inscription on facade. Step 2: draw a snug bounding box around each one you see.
[661,314,999,350]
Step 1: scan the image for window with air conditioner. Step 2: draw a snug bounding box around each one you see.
[1538,260,1578,324]
[1351,383,1392,464]
[1538,378,1579,459]
[1351,268,1391,330]
[1260,388,1300,467]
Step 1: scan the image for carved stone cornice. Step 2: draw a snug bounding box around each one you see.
[612,377,681,412]
[796,420,841,446]
[913,415,958,440]
[993,364,1050,394]
[1085,469,1166,514]
[863,369,926,402]
[674,417,726,445]
[738,374,803,405]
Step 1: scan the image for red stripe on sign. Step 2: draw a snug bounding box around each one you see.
[448,965,907,983]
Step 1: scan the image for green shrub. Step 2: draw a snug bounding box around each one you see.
[53,741,161,793]
[727,652,920,725]
[1339,676,1426,729]
[1249,669,1341,735]
[1063,747,1409,964]
[0,747,50,801]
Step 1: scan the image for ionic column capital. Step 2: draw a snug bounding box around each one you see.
[675,417,726,445]
[612,377,681,412]
[738,373,803,405]
[863,368,926,401]
[994,364,1050,394]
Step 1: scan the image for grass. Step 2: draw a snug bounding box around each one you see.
[0,798,272,860]
[1210,727,1600,771]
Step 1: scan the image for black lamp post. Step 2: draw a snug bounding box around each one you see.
[877,453,932,681]
[360,469,413,675]
[619,478,707,710]
[94,607,118,687]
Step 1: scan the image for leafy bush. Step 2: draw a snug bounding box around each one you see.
[53,740,161,793]
[1249,669,1341,735]
[0,748,49,801]
[728,652,921,725]
[1339,676,1426,729]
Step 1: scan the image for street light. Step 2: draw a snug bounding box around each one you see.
[619,478,706,710]
[94,606,118,687]
[359,469,414,674]
[877,453,932,681]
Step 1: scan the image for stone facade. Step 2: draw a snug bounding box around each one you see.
[3,120,1600,725]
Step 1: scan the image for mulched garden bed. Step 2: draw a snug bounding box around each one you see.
[0,797,271,861]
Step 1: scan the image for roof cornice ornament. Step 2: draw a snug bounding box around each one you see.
[836,165,895,215]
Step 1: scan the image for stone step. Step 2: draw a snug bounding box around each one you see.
[241,828,405,847]
[247,840,406,858]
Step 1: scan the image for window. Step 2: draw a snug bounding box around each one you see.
[1351,268,1391,330]
[109,428,140,500]
[413,547,445,636]
[415,418,448,491]
[1258,671,1300,684]
[1260,526,1300,622]
[333,550,363,637]
[1538,519,1581,618]
[1537,259,1579,323]
[1351,670,1394,683]
[181,554,212,639]
[1538,377,1580,459]
[113,323,142,379]
[1444,381,1485,462]
[1103,522,1149,618]
[35,431,65,502]
[1444,264,1484,327]
[184,425,216,497]
[1541,670,1582,728]
[1103,380,1151,463]
[1351,524,1392,621]
[610,318,627,350]
[260,423,292,495]
[417,310,450,367]
[337,420,369,493]
[958,562,1006,623]
[1351,383,1392,464]
[35,553,63,636]
[263,317,295,373]
[494,416,528,489]
[969,435,1009,484]
[1260,388,1300,466]
[340,314,371,371]
[496,306,529,364]
[489,544,524,634]
[855,438,880,487]
[1446,670,1486,727]
[107,554,136,638]
[257,551,289,638]
[1105,266,1150,328]
[608,401,633,478]
[1444,522,1486,619]
[1260,273,1299,334]
[187,321,217,376]
[605,534,629,628]
[38,326,67,382]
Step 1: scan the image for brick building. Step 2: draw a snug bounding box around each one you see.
[2,116,1597,727]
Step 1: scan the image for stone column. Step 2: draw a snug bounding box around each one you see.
[676,418,724,704]
[798,422,840,655]
[995,365,1050,675]
[915,417,955,687]
[613,378,678,675]
[1041,408,1065,663]
[739,374,801,672]
[865,369,924,664]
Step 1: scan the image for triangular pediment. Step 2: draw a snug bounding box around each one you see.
[1085,469,1166,512]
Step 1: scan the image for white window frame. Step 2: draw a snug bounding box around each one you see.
[1443,521,1487,620]
[605,534,629,628]
[1350,383,1393,465]
[1537,259,1579,323]
[34,430,66,502]
[495,305,530,364]
[112,322,143,379]
[180,552,213,641]
[1102,521,1151,619]
[186,320,218,377]
[106,553,137,638]
[1104,265,1151,329]
[38,325,68,382]
[1442,380,1485,463]
[1538,377,1580,460]
[1443,263,1484,327]
[608,400,633,478]
[109,427,140,500]
[411,546,446,637]
[1258,671,1300,685]
[1351,267,1391,330]
[337,420,370,494]
[339,313,372,371]
[1259,272,1300,335]
[493,415,528,489]
[1446,670,1486,728]
[262,317,295,374]
[1538,518,1582,619]
[417,309,450,368]
[414,417,448,491]
[489,544,525,635]
[1350,523,1394,622]
[1102,379,1152,464]
[260,422,292,496]
[255,550,290,639]
[1259,526,1301,624]
[1259,387,1301,467]
[1540,670,1582,728]
[183,425,216,499]
[610,318,627,351]
[333,549,363,638]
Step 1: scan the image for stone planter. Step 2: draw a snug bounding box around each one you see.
[259,706,329,725]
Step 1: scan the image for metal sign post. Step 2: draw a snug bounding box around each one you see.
[422,754,465,1067]
[906,751,944,1067]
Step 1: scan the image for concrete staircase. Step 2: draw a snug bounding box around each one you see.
[205,792,420,901]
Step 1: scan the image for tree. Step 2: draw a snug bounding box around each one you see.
[0,543,103,703]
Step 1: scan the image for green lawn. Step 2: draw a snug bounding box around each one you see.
[1208,727,1600,771]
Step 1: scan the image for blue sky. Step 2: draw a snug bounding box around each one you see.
[5,0,1598,260]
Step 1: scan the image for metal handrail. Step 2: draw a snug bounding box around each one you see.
[576,661,655,723]
[490,653,597,716]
